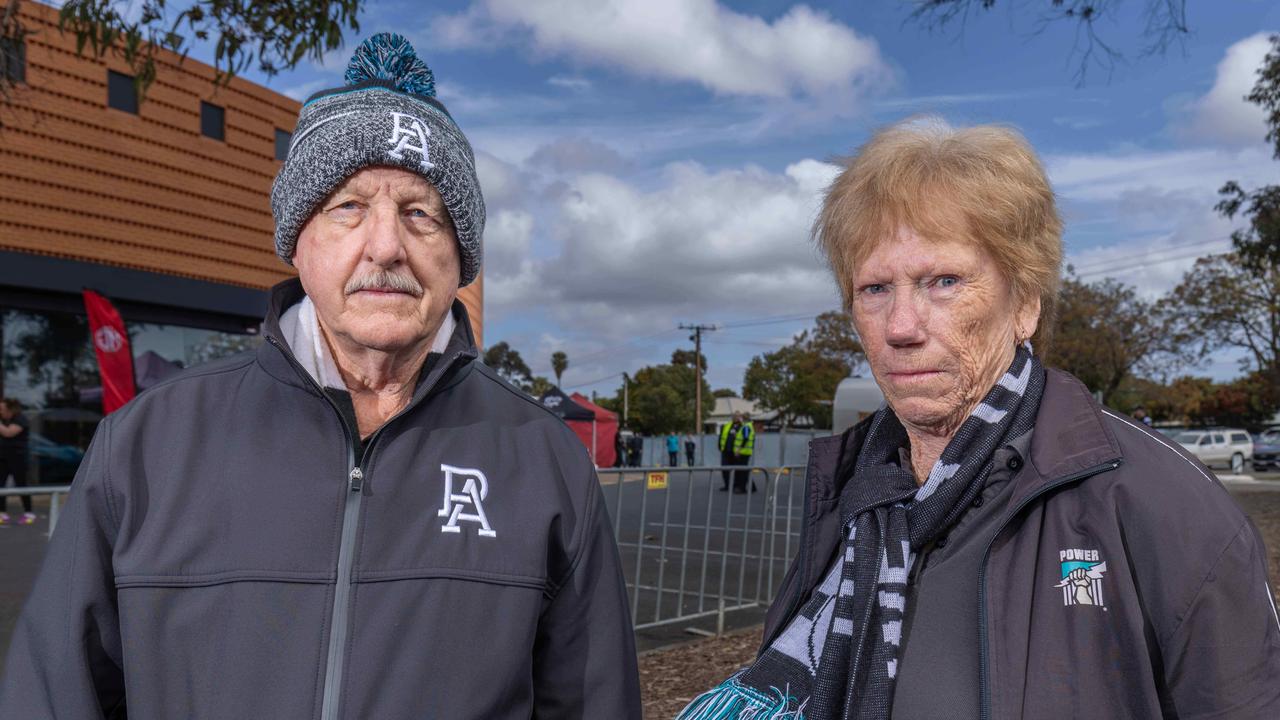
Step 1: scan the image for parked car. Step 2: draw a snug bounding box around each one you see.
[27,432,86,484]
[1173,429,1254,474]
[1253,429,1280,473]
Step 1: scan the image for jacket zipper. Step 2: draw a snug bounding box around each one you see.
[267,336,466,720]
[976,458,1122,720]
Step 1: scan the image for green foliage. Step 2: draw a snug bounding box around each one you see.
[712,387,737,398]
[1047,274,1190,403]
[1165,254,1280,376]
[483,341,533,387]
[1250,34,1280,159]
[482,340,553,397]
[669,348,706,372]
[0,0,362,103]
[1216,36,1280,275]
[741,312,860,429]
[601,362,710,435]
[550,350,568,387]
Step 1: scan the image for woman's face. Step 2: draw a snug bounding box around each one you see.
[850,226,1040,438]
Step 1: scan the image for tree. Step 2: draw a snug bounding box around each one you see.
[601,362,710,435]
[1,0,363,106]
[907,0,1190,84]
[1047,274,1190,404]
[712,388,738,399]
[1215,35,1280,273]
[742,344,847,430]
[1164,253,1280,377]
[483,341,534,388]
[550,351,568,387]
[740,312,864,430]
[670,348,706,373]
[807,310,864,372]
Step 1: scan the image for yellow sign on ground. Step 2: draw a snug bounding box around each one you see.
[646,471,669,490]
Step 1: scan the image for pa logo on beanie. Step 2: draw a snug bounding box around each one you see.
[270,33,485,287]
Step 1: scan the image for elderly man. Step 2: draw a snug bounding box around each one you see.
[0,34,640,719]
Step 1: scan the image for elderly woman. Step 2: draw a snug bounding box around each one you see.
[680,120,1280,719]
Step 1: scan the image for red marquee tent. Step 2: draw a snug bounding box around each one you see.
[571,393,619,468]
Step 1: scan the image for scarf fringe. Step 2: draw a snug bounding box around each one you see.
[676,674,806,719]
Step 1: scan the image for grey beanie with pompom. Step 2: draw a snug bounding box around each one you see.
[271,33,484,287]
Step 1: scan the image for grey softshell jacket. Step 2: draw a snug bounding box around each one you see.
[0,279,642,719]
[761,369,1280,719]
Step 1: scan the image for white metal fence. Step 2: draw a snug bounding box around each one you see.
[597,464,805,633]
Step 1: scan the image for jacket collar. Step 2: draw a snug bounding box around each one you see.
[257,278,479,400]
[806,367,1123,505]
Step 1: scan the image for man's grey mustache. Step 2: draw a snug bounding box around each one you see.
[344,270,424,297]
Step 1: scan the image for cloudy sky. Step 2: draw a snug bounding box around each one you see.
[245,0,1278,392]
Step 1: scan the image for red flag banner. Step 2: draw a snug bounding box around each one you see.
[83,289,136,414]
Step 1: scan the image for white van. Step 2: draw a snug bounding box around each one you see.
[1173,429,1254,474]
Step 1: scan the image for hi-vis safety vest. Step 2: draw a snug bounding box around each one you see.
[719,422,736,452]
[734,422,755,457]
[719,422,754,456]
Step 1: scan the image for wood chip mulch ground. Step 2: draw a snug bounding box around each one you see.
[639,626,761,719]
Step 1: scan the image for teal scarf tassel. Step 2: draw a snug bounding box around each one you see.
[676,673,805,719]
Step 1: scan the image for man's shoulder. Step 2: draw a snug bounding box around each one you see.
[464,362,577,426]
[111,351,260,422]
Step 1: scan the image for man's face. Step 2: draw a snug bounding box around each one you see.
[293,167,461,354]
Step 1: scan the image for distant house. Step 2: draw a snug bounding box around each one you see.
[706,396,813,433]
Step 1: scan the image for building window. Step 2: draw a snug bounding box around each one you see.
[274,128,292,161]
[1,36,24,84]
[0,306,260,483]
[107,70,138,114]
[200,101,225,141]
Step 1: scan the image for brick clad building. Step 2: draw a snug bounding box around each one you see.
[0,2,483,481]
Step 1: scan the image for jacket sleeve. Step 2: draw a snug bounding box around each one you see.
[1161,517,1280,719]
[0,421,126,718]
[532,474,641,719]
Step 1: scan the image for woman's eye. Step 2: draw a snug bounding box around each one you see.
[862,283,887,295]
[935,276,959,288]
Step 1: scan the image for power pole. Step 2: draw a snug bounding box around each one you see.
[679,323,717,458]
[622,372,629,426]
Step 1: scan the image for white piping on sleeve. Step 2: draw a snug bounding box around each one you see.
[1099,408,1215,484]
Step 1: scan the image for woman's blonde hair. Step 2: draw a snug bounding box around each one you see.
[814,117,1063,348]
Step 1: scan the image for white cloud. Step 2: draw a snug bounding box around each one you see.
[1047,146,1260,300]
[478,141,842,343]
[548,75,593,92]
[430,0,892,101]
[1046,145,1275,203]
[1178,32,1273,147]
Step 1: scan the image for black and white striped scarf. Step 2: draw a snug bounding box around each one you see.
[678,344,1044,720]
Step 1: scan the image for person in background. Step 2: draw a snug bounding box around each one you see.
[718,412,744,490]
[730,416,755,494]
[614,427,626,468]
[685,434,697,467]
[680,118,1280,719]
[666,432,680,466]
[0,398,34,526]
[1,34,640,718]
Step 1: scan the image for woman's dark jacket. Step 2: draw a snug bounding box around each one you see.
[762,368,1280,719]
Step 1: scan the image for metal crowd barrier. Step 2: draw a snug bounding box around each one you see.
[596,464,806,635]
[0,485,70,535]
